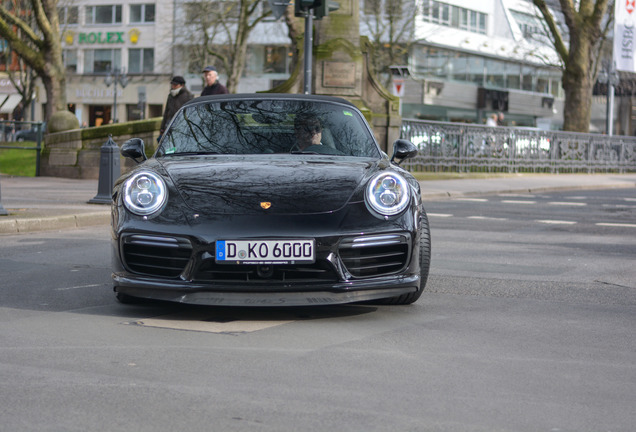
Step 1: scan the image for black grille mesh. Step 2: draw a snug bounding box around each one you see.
[122,235,192,278]
[339,234,410,278]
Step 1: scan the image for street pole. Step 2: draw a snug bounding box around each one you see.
[303,12,313,95]
[607,79,615,136]
[0,177,8,216]
[105,68,128,123]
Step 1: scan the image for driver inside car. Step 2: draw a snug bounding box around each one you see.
[292,114,323,151]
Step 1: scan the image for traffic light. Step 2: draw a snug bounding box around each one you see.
[313,0,339,19]
[294,0,319,17]
[294,0,339,19]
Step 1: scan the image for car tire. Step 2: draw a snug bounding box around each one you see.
[378,210,431,305]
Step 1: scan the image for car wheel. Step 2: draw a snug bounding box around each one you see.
[115,290,142,304]
[378,210,431,305]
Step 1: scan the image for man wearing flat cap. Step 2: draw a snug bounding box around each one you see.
[160,75,194,135]
[201,65,229,96]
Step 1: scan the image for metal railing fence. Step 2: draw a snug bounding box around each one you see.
[400,119,636,174]
[0,120,45,177]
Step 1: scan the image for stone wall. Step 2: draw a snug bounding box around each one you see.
[40,118,161,179]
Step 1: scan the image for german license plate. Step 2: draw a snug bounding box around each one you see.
[216,240,315,264]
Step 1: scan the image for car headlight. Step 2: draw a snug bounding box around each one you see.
[123,171,168,216]
[366,172,410,216]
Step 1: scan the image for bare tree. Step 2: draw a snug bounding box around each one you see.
[0,0,67,121]
[2,54,38,120]
[183,0,272,93]
[359,0,419,87]
[533,0,611,132]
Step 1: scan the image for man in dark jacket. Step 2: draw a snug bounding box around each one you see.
[160,76,194,135]
[200,65,229,96]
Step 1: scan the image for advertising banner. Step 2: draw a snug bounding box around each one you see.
[615,0,636,72]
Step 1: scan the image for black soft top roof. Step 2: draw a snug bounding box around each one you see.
[182,93,359,110]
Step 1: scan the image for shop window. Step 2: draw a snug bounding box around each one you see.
[127,104,144,121]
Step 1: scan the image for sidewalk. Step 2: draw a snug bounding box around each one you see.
[1,173,635,234]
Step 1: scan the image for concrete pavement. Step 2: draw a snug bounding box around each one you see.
[1,173,635,234]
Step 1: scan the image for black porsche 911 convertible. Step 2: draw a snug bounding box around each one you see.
[112,93,431,306]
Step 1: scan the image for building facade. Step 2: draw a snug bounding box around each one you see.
[2,0,626,133]
[33,0,292,126]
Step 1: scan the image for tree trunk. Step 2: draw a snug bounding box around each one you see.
[561,29,595,132]
[40,67,66,120]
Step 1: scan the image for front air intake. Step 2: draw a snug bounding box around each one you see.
[339,234,410,278]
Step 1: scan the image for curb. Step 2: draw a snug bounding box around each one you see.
[0,211,110,235]
[419,181,636,201]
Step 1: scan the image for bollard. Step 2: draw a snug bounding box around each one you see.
[88,135,121,204]
[0,175,8,216]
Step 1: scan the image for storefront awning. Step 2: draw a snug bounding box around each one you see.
[0,93,22,114]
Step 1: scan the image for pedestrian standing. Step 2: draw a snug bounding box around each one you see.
[160,76,194,136]
[200,65,229,96]
[497,112,505,126]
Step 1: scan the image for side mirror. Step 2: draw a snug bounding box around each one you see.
[390,139,418,165]
[120,138,147,164]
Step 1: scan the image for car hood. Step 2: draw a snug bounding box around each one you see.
[158,156,382,215]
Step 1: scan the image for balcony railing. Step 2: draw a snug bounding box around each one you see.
[400,119,636,174]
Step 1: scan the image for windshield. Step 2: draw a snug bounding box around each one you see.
[156,99,381,158]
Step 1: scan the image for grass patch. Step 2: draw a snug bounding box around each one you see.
[0,141,38,177]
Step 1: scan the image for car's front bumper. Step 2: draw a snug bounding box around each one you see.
[113,273,420,306]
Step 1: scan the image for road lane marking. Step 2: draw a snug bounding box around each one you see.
[549,202,587,206]
[428,213,453,217]
[501,200,537,204]
[467,216,508,221]
[54,284,102,291]
[596,223,636,228]
[454,198,489,202]
[535,220,577,225]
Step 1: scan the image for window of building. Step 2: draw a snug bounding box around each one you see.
[411,45,560,94]
[63,49,78,73]
[86,5,122,25]
[184,1,239,22]
[127,104,144,121]
[485,59,505,88]
[128,48,154,73]
[84,49,121,73]
[422,1,486,35]
[130,4,155,23]
[58,6,79,25]
[505,63,521,90]
[511,11,542,38]
[243,45,290,76]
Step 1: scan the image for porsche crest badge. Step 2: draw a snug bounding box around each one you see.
[260,202,272,210]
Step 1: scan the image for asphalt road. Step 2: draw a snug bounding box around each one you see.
[0,188,634,432]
